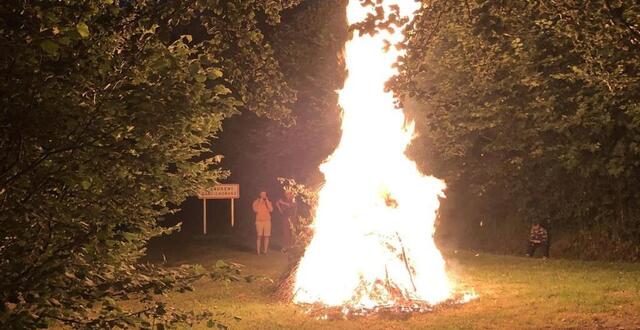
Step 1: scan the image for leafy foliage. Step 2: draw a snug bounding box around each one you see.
[272,178,316,301]
[208,259,267,284]
[213,0,348,226]
[0,0,300,327]
[276,177,316,259]
[392,0,640,260]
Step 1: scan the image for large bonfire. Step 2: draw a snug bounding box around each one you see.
[292,0,454,310]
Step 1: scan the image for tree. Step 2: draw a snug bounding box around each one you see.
[393,0,640,259]
[0,0,300,327]
[212,0,348,228]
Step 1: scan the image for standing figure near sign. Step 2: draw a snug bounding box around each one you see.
[252,191,273,255]
[276,191,298,251]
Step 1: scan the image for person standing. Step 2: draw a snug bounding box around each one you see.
[526,221,549,259]
[276,190,298,251]
[252,191,273,255]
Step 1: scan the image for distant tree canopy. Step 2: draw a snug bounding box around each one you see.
[0,0,301,327]
[394,0,640,260]
[213,0,348,221]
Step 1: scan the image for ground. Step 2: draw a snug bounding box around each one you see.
[156,238,640,329]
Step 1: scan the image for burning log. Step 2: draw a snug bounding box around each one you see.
[273,262,299,302]
[395,233,417,293]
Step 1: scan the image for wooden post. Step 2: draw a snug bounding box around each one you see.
[203,198,207,235]
[198,184,239,234]
[231,198,235,227]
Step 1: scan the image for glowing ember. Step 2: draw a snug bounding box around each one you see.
[292,0,456,309]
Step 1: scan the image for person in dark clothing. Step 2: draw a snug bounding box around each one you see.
[276,190,298,251]
[526,221,549,258]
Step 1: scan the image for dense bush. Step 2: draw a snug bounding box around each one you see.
[0,0,299,327]
[393,0,640,260]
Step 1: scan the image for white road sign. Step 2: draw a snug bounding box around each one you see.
[197,184,239,234]
[197,184,239,199]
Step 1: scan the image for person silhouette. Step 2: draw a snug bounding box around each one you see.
[252,191,273,255]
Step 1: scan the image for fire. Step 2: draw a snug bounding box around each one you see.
[292,0,454,309]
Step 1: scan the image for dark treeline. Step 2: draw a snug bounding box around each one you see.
[205,0,347,242]
[158,0,348,246]
[394,0,640,260]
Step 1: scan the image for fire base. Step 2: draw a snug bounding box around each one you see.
[299,292,478,320]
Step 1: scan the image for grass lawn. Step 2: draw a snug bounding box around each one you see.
[159,240,640,329]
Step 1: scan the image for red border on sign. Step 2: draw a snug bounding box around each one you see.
[197,184,240,199]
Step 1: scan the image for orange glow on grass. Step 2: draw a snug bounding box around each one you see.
[292,0,455,309]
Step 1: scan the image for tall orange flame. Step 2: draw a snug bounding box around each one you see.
[292,0,454,309]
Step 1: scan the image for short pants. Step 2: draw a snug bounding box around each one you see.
[256,220,271,237]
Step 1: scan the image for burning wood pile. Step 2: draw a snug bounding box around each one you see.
[274,0,477,315]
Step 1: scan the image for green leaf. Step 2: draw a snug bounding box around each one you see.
[58,37,72,46]
[76,22,90,38]
[189,61,201,75]
[195,73,207,83]
[45,12,61,24]
[40,40,59,55]
[208,68,223,79]
[81,180,91,190]
[213,85,232,95]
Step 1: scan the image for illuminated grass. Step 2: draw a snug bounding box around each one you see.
[160,242,640,329]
